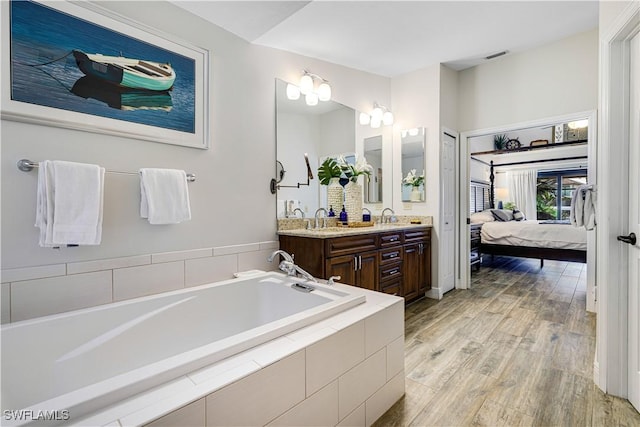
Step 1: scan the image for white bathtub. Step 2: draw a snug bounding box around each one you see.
[1,272,365,426]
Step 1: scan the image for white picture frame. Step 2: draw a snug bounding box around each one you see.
[1,0,210,149]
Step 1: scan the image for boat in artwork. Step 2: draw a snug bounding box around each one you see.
[72,50,176,91]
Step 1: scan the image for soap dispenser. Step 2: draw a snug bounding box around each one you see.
[328,206,335,217]
[339,205,348,223]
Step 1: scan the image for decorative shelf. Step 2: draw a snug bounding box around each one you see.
[470,140,588,156]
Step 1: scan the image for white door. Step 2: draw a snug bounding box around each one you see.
[627,32,640,412]
[440,132,456,293]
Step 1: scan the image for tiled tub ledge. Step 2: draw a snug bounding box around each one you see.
[70,285,404,427]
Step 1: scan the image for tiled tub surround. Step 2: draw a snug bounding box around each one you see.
[1,272,370,426]
[3,276,404,426]
[1,241,279,324]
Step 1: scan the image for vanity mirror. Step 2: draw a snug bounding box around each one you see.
[401,127,426,202]
[275,78,356,219]
[363,135,382,203]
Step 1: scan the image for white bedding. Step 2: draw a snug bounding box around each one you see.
[481,220,587,250]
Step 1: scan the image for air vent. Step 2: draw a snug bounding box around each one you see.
[485,51,508,60]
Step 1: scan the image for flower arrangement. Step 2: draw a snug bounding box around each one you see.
[403,169,425,187]
[337,155,373,183]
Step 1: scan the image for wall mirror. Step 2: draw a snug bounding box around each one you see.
[275,78,356,219]
[401,127,426,202]
[363,135,382,203]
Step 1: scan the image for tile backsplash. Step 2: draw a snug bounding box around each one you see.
[1,241,279,324]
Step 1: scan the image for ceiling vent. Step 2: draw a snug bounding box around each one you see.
[485,51,508,60]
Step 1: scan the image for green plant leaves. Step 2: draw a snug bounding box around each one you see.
[318,158,341,185]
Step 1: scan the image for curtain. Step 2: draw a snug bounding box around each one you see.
[507,169,538,220]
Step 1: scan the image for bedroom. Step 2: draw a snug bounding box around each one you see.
[467,114,596,311]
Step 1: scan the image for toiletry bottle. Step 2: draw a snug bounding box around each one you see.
[339,205,348,223]
[328,206,335,217]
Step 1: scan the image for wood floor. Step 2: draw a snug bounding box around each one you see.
[374,256,640,427]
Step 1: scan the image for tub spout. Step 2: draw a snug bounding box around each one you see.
[267,250,317,282]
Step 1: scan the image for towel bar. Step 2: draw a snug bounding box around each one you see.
[17,159,196,182]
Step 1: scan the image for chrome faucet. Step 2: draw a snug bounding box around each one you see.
[267,250,318,282]
[313,207,328,229]
[292,208,305,218]
[381,207,395,224]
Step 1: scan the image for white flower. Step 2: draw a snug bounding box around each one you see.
[403,169,425,187]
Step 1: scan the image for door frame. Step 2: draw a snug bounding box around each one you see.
[457,111,597,296]
[596,1,640,396]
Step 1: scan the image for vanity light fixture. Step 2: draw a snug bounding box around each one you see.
[286,70,332,105]
[401,127,423,138]
[359,103,394,128]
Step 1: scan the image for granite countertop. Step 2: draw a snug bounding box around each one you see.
[277,222,431,238]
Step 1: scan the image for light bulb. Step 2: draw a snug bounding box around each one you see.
[567,119,588,129]
[299,74,313,95]
[286,84,300,100]
[370,117,381,129]
[317,82,331,101]
[383,111,394,125]
[371,106,383,121]
[359,112,371,125]
[305,92,318,106]
[401,130,408,138]
[408,128,419,136]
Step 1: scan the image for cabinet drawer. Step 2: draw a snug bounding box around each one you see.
[379,232,403,247]
[325,235,378,257]
[380,276,401,296]
[404,228,431,243]
[380,262,402,280]
[380,247,403,264]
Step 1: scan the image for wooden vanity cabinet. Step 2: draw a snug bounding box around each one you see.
[278,226,431,303]
[403,229,432,302]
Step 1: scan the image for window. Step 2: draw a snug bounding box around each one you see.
[470,181,491,214]
[536,170,587,220]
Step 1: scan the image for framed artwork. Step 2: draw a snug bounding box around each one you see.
[1,0,209,149]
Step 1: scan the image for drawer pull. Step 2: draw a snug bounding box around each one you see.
[389,269,399,275]
[389,254,396,258]
[389,238,397,242]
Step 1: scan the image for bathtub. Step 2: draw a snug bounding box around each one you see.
[1,272,365,426]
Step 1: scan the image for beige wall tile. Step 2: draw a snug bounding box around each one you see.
[152,248,213,264]
[238,248,279,273]
[338,403,365,427]
[386,336,405,381]
[306,321,365,396]
[365,371,405,426]
[67,255,151,275]
[338,349,387,420]
[206,351,305,426]
[144,398,205,427]
[268,381,339,426]
[1,264,66,283]
[365,300,404,356]
[213,243,260,256]
[259,241,279,250]
[113,261,184,301]
[2,283,10,324]
[185,254,237,287]
[11,271,112,321]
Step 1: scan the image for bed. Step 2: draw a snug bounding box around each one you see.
[471,209,587,265]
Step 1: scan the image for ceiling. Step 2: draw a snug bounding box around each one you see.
[170,1,599,77]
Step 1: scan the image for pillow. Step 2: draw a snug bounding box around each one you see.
[513,209,525,221]
[470,210,495,224]
[491,209,514,222]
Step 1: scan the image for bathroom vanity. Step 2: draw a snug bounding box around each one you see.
[278,224,431,303]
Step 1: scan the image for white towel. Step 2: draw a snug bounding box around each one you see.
[35,160,104,246]
[140,168,191,224]
[570,184,596,230]
[584,187,597,230]
[570,185,586,227]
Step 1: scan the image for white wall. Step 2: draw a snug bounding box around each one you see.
[1,1,391,271]
[458,29,599,132]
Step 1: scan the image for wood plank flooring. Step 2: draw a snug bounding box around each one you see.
[374,256,640,427]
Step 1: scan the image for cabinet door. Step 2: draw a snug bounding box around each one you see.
[403,243,421,300]
[358,251,379,291]
[419,239,432,293]
[326,255,357,286]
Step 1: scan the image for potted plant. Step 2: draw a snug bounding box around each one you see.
[318,157,344,213]
[403,169,425,202]
[317,157,342,185]
[337,155,372,222]
[494,134,508,150]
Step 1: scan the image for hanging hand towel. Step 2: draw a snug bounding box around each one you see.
[584,187,597,230]
[35,160,105,246]
[570,185,587,227]
[140,168,191,224]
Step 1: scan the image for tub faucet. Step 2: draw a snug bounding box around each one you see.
[292,208,305,218]
[314,207,328,229]
[381,207,395,224]
[267,250,318,282]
